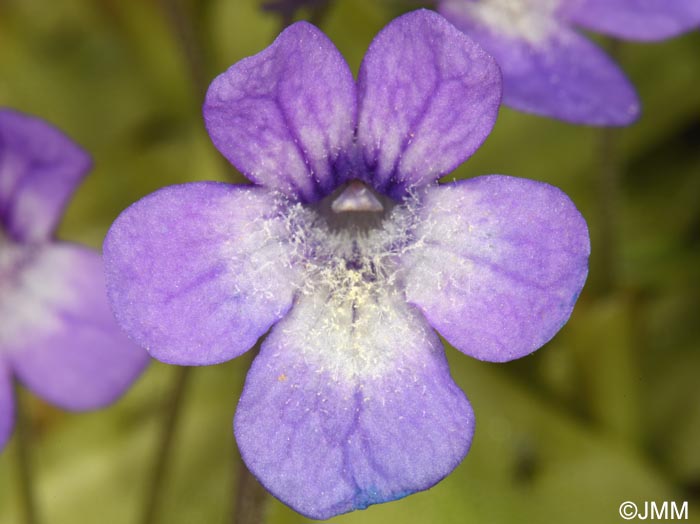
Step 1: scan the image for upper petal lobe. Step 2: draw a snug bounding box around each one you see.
[235,290,474,519]
[103,183,301,365]
[2,244,148,409]
[0,109,91,242]
[204,22,357,202]
[356,9,501,196]
[402,176,589,362]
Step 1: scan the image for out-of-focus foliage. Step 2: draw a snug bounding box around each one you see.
[1,0,699,522]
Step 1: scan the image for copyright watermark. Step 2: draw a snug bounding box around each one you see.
[619,501,688,520]
[620,502,638,520]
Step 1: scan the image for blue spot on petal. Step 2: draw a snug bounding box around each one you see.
[351,486,414,511]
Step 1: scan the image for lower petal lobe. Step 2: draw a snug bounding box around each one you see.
[0,360,13,450]
[402,176,590,362]
[3,245,148,410]
[235,290,473,519]
[564,0,700,41]
[104,183,300,365]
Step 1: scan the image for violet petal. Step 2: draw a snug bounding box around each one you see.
[0,360,13,451]
[439,3,640,125]
[402,176,589,362]
[3,244,148,409]
[103,183,300,365]
[0,109,91,242]
[564,0,700,41]
[203,22,357,203]
[235,291,474,519]
[356,9,501,197]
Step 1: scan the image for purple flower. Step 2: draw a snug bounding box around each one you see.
[0,109,149,451]
[438,0,700,125]
[103,10,590,519]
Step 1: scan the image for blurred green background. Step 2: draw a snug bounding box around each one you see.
[1,0,699,523]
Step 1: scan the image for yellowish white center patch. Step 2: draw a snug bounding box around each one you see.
[267,188,436,380]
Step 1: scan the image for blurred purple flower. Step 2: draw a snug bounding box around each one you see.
[103,10,589,519]
[0,109,149,451]
[438,0,700,125]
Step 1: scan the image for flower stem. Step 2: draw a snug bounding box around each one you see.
[308,0,333,27]
[13,380,40,524]
[157,0,245,183]
[596,127,620,295]
[157,0,209,99]
[232,455,269,524]
[139,366,192,524]
[270,0,334,33]
[230,348,268,524]
[594,39,622,296]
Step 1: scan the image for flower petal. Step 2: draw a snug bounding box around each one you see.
[356,9,501,197]
[564,0,700,41]
[0,109,91,242]
[439,3,639,125]
[203,22,356,202]
[0,360,14,450]
[2,244,148,409]
[402,176,589,362]
[235,291,474,519]
[104,183,300,365]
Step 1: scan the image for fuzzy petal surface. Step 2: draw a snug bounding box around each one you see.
[1,244,147,409]
[104,183,300,365]
[402,176,589,362]
[0,360,13,450]
[565,0,700,41]
[356,9,501,197]
[0,109,91,242]
[204,22,356,202]
[439,3,639,125]
[235,290,474,519]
